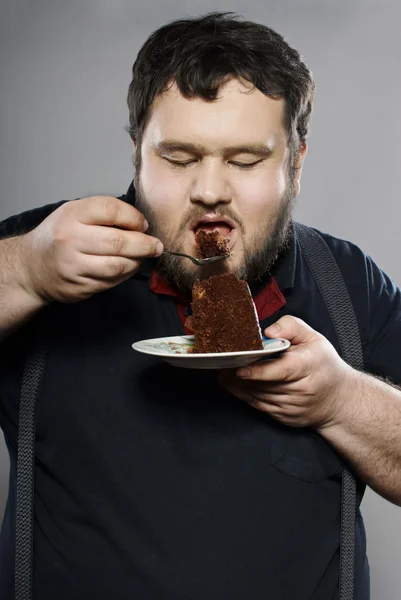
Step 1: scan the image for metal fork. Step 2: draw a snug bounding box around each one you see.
[163,250,229,266]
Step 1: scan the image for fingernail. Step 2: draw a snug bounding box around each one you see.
[155,242,164,256]
[237,368,251,378]
[143,219,149,232]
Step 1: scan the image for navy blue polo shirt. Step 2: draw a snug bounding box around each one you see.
[0,182,400,600]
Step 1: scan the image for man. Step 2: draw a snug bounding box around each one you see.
[0,11,400,600]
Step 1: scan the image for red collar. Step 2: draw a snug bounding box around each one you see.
[150,271,286,334]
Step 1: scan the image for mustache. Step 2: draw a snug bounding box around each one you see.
[134,178,244,236]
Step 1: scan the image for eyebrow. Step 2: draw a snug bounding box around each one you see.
[154,140,274,158]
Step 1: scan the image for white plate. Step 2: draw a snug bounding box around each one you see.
[132,335,290,370]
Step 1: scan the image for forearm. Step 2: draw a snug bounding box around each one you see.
[317,370,401,505]
[0,234,48,342]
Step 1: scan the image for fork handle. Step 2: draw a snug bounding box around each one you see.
[163,250,199,265]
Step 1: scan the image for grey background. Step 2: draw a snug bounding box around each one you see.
[1,0,400,597]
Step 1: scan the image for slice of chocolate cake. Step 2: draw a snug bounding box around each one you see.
[191,273,264,353]
[195,229,230,259]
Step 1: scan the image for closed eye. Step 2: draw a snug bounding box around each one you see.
[164,158,196,167]
[229,160,264,170]
[163,157,264,169]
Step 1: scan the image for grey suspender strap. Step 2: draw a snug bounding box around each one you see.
[15,224,363,600]
[295,222,363,600]
[15,342,47,600]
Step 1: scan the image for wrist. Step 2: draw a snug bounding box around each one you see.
[317,364,360,432]
[14,233,50,308]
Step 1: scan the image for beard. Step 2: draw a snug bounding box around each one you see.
[134,175,295,297]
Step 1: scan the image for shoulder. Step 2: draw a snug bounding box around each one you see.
[296,224,395,297]
[298,225,371,280]
[304,226,398,300]
[298,224,401,381]
[299,224,400,317]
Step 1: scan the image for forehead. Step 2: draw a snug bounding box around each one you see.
[143,78,287,149]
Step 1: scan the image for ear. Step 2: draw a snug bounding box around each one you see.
[293,142,308,198]
[131,137,139,168]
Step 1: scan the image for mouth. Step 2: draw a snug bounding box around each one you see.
[189,215,237,249]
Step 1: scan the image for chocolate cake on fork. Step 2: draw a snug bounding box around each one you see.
[195,229,230,259]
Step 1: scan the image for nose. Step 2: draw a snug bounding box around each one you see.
[190,160,232,206]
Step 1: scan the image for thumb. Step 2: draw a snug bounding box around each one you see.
[264,315,319,346]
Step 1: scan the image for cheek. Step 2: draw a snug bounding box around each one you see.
[139,160,185,218]
[236,167,287,220]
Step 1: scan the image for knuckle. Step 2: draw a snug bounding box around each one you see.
[253,399,267,412]
[148,238,159,255]
[105,257,126,278]
[279,364,291,381]
[108,232,124,255]
[51,206,76,244]
[60,199,76,213]
[51,221,69,245]
[281,403,293,415]
[104,197,120,221]
[282,315,295,328]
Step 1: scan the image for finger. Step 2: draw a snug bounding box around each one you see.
[264,315,320,346]
[77,196,148,231]
[248,387,299,407]
[219,371,270,406]
[218,372,295,420]
[244,379,295,396]
[77,254,143,280]
[237,351,310,383]
[247,400,305,425]
[220,381,285,418]
[77,225,162,258]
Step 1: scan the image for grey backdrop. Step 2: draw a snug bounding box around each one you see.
[1,0,400,598]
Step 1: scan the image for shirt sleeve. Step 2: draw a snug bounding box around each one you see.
[0,200,69,239]
[363,255,401,385]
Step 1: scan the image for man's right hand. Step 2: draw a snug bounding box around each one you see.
[20,196,163,304]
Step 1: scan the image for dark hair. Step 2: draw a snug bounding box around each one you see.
[127,12,315,170]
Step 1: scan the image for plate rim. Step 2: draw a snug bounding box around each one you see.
[132,335,290,359]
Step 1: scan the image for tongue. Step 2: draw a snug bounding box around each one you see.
[196,223,231,236]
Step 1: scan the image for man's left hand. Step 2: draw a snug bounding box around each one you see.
[218,315,354,429]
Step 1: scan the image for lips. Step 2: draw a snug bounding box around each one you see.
[190,215,236,234]
[189,215,237,250]
[194,221,232,237]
